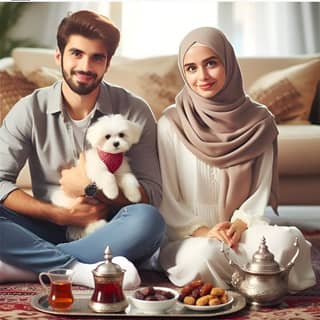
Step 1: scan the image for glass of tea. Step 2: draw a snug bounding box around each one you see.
[39,268,74,311]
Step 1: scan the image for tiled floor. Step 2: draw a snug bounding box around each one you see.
[265,205,320,230]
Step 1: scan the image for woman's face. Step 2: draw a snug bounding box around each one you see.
[183,45,226,99]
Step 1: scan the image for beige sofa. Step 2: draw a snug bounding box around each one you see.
[0,48,320,205]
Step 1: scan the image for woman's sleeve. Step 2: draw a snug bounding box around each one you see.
[157,115,208,240]
[230,143,274,227]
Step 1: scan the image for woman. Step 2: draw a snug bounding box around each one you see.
[158,27,316,291]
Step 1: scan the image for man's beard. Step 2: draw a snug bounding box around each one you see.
[61,59,104,95]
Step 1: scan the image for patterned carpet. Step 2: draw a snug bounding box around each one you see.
[0,232,319,320]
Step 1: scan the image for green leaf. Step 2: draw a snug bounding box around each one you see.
[0,3,37,58]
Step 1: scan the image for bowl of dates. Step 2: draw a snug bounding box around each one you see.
[177,280,233,311]
[130,286,179,313]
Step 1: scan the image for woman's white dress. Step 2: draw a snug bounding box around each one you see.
[158,114,316,291]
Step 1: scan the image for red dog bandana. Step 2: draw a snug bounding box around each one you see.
[97,149,124,173]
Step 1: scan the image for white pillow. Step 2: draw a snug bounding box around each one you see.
[0,57,14,71]
[12,47,58,76]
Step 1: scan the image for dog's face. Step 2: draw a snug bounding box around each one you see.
[86,114,142,153]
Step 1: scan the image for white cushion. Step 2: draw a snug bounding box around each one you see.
[12,47,58,76]
[0,57,14,70]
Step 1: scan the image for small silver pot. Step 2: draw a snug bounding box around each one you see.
[221,236,299,306]
[89,246,128,313]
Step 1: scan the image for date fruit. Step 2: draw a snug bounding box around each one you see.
[134,287,175,301]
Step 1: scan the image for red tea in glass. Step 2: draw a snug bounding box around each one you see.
[39,268,74,311]
[48,280,74,310]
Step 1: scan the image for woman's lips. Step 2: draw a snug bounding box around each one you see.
[198,82,215,90]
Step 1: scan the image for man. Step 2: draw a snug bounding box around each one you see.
[0,10,165,288]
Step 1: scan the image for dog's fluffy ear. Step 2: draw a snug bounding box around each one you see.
[86,120,104,146]
[128,121,143,144]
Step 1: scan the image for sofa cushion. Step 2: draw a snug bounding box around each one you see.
[278,124,320,175]
[248,59,320,124]
[105,55,183,119]
[12,47,58,76]
[0,70,37,125]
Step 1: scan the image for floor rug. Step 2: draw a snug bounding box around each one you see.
[0,232,319,320]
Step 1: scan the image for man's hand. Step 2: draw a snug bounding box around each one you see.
[60,153,90,197]
[57,196,109,227]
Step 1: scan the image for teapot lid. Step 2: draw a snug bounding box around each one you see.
[245,237,281,273]
[93,246,123,277]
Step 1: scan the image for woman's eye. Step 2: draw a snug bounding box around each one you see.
[207,60,218,68]
[105,134,111,139]
[186,65,196,73]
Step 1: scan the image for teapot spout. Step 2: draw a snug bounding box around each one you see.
[282,237,300,274]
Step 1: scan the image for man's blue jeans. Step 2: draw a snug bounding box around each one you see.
[0,203,165,272]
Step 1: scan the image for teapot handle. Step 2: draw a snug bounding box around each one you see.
[283,237,300,272]
[220,242,241,270]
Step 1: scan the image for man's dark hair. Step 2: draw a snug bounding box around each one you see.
[57,10,120,62]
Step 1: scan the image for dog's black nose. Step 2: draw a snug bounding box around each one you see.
[113,141,120,148]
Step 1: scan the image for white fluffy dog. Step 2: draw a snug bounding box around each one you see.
[51,114,143,240]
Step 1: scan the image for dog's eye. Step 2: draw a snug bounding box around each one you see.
[119,132,125,138]
[105,134,111,139]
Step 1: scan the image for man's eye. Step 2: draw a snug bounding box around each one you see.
[105,134,111,139]
[71,50,82,57]
[93,55,106,62]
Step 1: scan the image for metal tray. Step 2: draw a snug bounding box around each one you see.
[31,290,246,317]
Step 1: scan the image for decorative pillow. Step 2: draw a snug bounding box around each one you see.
[248,59,320,123]
[26,67,62,87]
[309,81,320,124]
[105,55,183,119]
[0,71,37,125]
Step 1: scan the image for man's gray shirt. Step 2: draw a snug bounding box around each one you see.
[0,80,162,207]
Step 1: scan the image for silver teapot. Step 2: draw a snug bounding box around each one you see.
[221,236,299,306]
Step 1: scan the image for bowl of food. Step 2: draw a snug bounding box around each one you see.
[177,280,233,311]
[129,286,179,314]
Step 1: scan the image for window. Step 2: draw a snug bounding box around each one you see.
[119,1,218,58]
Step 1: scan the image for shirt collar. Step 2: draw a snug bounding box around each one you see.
[47,81,63,114]
[46,80,113,117]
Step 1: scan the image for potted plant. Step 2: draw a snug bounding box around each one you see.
[0,2,36,58]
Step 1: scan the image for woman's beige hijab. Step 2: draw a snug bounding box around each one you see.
[165,27,279,221]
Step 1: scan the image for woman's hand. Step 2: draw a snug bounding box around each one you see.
[206,222,233,247]
[226,219,247,249]
[193,219,247,249]
[59,153,91,197]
